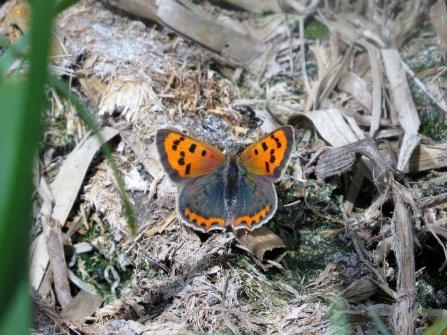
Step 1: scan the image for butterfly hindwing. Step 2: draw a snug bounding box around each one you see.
[239,125,294,181]
[156,128,227,183]
[177,168,228,232]
[232,171,277,230]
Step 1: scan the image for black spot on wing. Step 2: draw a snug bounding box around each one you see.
[262,142,268,151]
[189,143,197,153]
[271,134,282,148]
[265,161,270,173]
[172,136,185,151]
[269,149,275,163]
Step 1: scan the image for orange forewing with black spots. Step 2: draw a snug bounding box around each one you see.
[240,126,294,181]
[156,128,226,183]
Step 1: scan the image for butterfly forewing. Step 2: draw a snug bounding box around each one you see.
[239,126,294,181]
[156,128,227,183]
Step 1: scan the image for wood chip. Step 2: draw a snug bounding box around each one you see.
[157,0,265,66]
[340,277,397,303]
[396,133,421,172]
[315,138,392,194]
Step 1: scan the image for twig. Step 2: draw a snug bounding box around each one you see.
[44,217,72,307]
[339,197,387,284]
[425,223,447,272]
[282,199,301,208]
[390,182,418,334]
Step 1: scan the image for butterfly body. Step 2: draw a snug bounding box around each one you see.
[156,126,294,232]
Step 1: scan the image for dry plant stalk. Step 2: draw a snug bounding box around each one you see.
[314,138,425,332]
[44,217,72,308]
[391,183,418,334]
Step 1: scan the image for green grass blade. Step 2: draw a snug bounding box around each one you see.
[0,279,31,334]
[0,34,30,77]
[0,79,32,323]
[422,315,447,335]
[0,0,54,330]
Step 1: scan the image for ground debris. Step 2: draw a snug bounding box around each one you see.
[7,0,446,333]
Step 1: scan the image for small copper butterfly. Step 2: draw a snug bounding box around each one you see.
[156,126,294,232]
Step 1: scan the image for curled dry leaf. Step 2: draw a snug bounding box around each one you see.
[235,225,287,271]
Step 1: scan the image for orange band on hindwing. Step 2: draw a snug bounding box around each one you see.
[184,208,226,231]
[234,204,271,229]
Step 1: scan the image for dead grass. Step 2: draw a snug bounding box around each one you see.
[2,0,446,333]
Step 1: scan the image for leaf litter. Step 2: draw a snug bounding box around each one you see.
[1,0,446,333]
